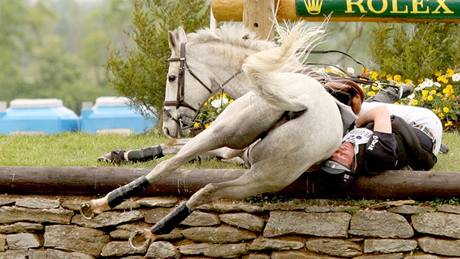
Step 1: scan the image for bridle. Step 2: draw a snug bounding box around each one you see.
[164,42,241,130]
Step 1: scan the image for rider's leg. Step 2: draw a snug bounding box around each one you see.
[368,84,413,103]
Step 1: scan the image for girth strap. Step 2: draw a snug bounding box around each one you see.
[258,110,307,140]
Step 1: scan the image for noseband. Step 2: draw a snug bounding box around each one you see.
[164,42,241,130]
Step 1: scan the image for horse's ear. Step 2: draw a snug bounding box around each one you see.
[168,30,178,52]
[168,27,187,54]
[176,27,187,43]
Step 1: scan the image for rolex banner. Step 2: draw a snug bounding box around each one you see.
[296,0,460,20]
[211,0,460,22]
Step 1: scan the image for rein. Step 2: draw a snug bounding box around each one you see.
[165,42,241,130]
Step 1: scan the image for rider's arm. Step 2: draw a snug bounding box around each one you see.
[356,105,392,133]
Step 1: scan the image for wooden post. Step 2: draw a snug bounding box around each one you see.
[243,0,276,39]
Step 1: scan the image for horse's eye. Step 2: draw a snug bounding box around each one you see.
[168,75,177,82]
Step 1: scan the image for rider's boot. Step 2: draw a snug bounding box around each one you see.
[368,84,413,103]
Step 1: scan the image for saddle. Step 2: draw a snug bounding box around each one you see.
[324,79,365,115]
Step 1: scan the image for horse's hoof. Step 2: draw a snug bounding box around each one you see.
[79,202,95,220]
[97,155,111,163]
[97,150,126,164]
[129,230,150,250]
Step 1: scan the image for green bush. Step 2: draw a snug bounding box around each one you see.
[368,23,460,129]
[106,0,209,114]
[369,23,460,81]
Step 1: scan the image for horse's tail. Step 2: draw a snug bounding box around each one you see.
[242,22,325,111]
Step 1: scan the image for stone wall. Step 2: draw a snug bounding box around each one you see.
[1,195,460,258]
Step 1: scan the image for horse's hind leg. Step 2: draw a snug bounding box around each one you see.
[97,138,192,164]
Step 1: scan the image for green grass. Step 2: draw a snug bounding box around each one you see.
[434,131,460,171]
[0,132,239,169]
[0,132,459,171]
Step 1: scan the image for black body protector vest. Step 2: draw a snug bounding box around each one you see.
[349,116,437,175]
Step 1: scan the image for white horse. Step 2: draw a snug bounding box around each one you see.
[81,22,343,247]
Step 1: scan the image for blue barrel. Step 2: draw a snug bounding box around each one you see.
[80,97,158,134]
[0,99,79,135]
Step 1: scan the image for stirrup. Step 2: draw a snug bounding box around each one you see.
[79,202,95,220]
[129,230,150,250]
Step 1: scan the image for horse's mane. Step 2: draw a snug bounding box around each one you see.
[188,23,272,51]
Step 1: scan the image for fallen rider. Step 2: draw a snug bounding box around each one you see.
[321,101,442,189]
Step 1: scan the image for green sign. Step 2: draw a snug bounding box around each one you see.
[296,0,460,19]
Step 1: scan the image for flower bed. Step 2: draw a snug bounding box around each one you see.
[365,68,460,130]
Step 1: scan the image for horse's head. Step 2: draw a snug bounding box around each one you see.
[163,24,272,138]
[163,27,215,138]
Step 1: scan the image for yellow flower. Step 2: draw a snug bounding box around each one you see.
[386,74,393,81]
[435,71,442,77]
[404,79,413,85]
[430,90,437,95]
[427,95,434,101]
[410,99,419,106]
[443,107,450,113]
[437,76,446,83]
[447,68,455,77]
[367,91,376,97]
[371,85,379,91]
[422,90,429,97]
[193,122,201,128]
[445,121,453,127]
[438,113,445,120]
[205,123,210,129]
[369,71,378,81]
[393,74,402,82]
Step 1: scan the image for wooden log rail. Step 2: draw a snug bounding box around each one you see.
[212,0,460,23]
[0,166,459,199]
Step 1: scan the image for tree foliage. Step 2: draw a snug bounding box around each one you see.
[107,0,209,113]
[0,1,29,101]
[369,23,460,80]
[0,0,132,112]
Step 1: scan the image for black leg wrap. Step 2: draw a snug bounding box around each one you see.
[127,145,164,162]
[107,176,150,208]
[150,202,192,235]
